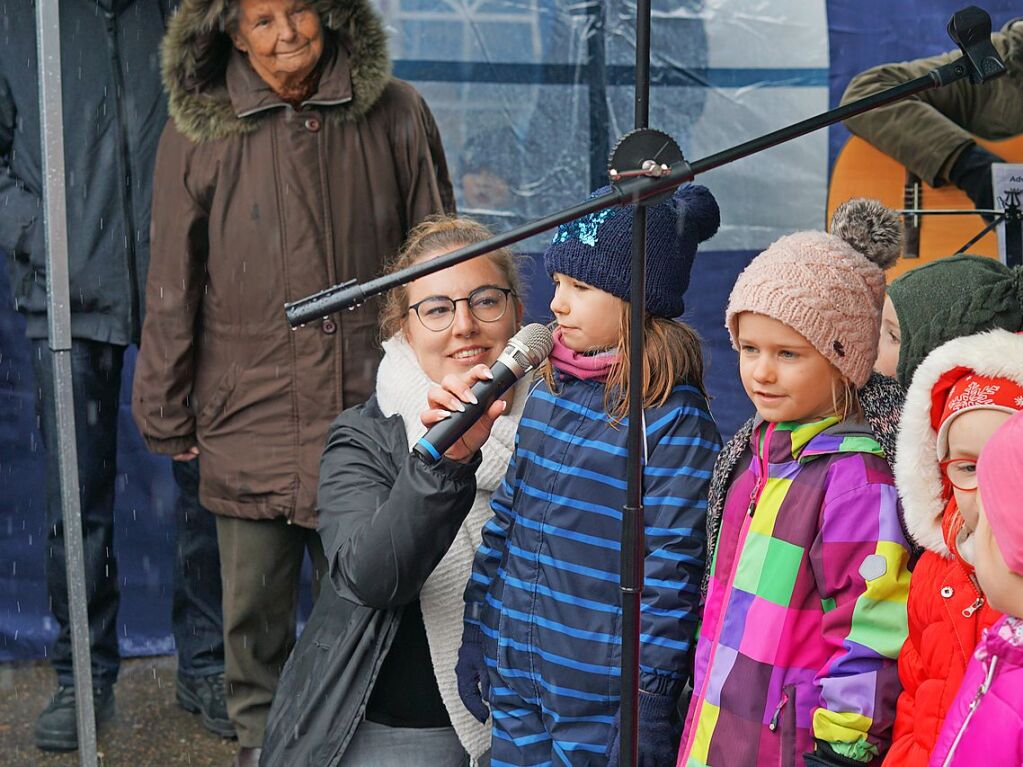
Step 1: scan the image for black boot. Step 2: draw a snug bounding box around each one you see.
[177,673,236,738]
[34,683,115,752]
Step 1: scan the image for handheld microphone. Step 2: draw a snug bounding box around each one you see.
[413,323,554,464]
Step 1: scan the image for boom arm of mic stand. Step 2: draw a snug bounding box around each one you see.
[285,187,626,326]
[284,51,1004,329]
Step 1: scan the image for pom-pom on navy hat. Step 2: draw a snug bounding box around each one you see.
[543,184,721,318]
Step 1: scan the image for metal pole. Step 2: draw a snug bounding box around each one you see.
[35,2,99,764]
[620,2,652,765]
[585,0,610,192]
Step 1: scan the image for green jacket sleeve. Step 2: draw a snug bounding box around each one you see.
[840,21,1023,186]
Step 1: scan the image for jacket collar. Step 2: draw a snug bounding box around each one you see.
[979,616,1023,666]
[753,415,882,464]
[226,43,353,118]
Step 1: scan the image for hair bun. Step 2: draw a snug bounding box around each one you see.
[673,184,721,244]
[829,198,901,270]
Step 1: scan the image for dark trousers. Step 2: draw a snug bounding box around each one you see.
[31,339,225,686]
[216,515,326,747]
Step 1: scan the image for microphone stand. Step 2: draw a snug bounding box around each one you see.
[284,7,1005,766]
[620,4,651,765]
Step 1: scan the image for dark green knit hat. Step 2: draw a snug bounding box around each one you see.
[888,254,1023,388]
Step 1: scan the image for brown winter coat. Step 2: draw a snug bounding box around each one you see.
[132,0,454,527]
[841,17,1023,186]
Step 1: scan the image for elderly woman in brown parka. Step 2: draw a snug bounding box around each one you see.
[131,1,453,764]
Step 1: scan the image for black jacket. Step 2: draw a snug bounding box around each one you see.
[0,0,173,343]
[260,397,481,767]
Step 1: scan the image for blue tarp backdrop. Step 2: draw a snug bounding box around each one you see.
[1,0,1018,663]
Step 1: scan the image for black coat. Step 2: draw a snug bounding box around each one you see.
[0,0,174,344]
[260,397,481,767]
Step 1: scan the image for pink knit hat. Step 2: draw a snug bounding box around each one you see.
[977,409,1023,575]
[726,199,901,387]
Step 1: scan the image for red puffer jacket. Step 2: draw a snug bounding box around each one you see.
[883,548,1000,767]
[886,331,1023,767]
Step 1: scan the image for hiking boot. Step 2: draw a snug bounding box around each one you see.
[34,683,115,752]
[177,673,236,738]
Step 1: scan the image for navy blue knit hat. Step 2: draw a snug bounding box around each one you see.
[543,184,720,317]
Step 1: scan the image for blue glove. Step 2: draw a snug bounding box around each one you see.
[606,691,680,767]
[454,623,491,724]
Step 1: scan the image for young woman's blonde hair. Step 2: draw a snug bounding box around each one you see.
[541,300,707,423]
[379,216,523,339]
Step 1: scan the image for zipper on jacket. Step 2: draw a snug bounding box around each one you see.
[769,690,790,732]
[104,10,141,340]
[681,423,774,761]
[681,504,756,762]
[962,572,986,618]
[941,655,999,767]
[747,423,776,516]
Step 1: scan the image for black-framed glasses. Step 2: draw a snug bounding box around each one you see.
[409,286,516,332]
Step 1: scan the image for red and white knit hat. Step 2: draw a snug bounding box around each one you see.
[931,370,1023,459]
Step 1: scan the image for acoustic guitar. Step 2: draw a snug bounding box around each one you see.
[826,135,1023,281]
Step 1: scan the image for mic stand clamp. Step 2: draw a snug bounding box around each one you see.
[608,129,685,205]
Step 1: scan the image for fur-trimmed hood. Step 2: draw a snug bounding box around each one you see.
[895,329,1023,557]
[162,0,391,143]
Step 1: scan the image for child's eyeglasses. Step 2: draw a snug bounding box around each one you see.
[409,286,516,332]
[939,458,979,492]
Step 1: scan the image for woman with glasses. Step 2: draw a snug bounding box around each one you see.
[262,217,524,767]
[886,329,1023,767]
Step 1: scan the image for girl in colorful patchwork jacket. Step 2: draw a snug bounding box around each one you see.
[678,199,913,767]
[430,185,723,766]
[929,408,1023,767]
[884,329,1023,767]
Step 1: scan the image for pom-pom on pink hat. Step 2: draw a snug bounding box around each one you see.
[725,198,901,387]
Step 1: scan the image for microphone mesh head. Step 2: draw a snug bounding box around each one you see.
[513,323,555,367]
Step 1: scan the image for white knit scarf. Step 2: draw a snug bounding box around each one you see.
[375,333,528,760]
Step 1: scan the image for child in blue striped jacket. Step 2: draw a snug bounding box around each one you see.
[434,185,723,766]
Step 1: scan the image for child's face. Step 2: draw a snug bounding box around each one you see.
[550,273,623,352]
[874,295,901,379]
[945,409,1013,531]
[974,496,1023,616]
[736,312,846,423]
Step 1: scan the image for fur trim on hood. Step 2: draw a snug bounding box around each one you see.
[162,0,391,143]
[895,328,1023,557]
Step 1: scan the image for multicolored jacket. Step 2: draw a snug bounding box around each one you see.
[463,370,721,707]
[929,615,1023,766]
[678,416,911,767]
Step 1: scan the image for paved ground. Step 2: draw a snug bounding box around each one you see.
[0,657,237,767]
